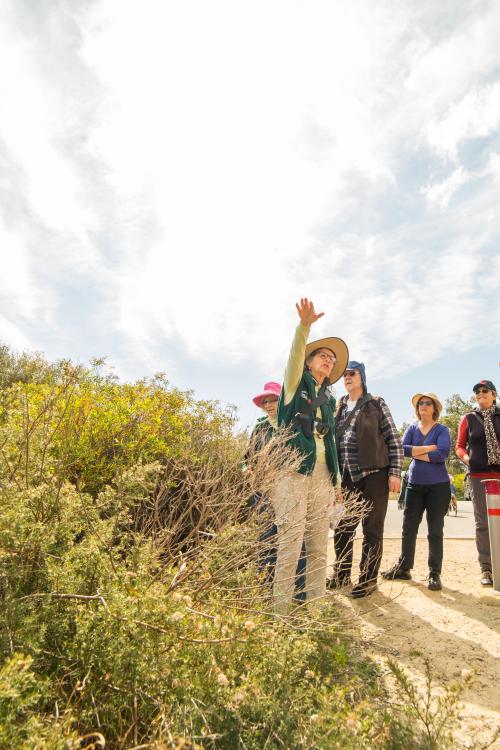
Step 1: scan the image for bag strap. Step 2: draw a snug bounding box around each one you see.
[307,381,330,413]
[293,380,330,439]
[335,393,372,443]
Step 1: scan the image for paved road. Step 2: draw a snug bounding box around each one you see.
[384,499,475,538]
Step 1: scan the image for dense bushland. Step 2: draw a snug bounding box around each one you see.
[0,347,467,748]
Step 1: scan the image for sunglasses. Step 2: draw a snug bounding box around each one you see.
[417,399,434,407]
[343,370,359,377]
[474,388,491,395]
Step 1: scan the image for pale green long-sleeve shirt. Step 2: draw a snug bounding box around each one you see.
[282,322,328,465]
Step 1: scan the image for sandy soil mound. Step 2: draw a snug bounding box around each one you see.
[329,538,500,748]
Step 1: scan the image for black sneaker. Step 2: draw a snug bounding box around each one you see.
[381,564,412,581]
[351,580,378,599]
[480,570,493,586]
[428,572,442,591]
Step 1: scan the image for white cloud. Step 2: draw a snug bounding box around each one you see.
[426,82,500,158]
[0,218,38,319]
[486,152,500,183]
[421,166,469,209]
[0,0,498,411]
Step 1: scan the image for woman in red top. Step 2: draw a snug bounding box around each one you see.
[455,380,500,586]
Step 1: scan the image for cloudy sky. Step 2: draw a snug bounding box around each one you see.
[1,0,499,431]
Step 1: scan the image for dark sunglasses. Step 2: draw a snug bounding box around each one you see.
[343,370,358,377]
[474,388,491,395]
[417,399,434,407]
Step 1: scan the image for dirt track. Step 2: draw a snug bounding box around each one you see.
[329,537,500,748]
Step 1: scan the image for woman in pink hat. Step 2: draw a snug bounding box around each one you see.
[249,382,282,451]
[247,382,306,597]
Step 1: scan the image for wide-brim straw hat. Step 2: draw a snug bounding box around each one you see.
[411,392,443,417]
[304,337,349,385]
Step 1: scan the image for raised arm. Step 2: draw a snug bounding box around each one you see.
[282,299,324,405]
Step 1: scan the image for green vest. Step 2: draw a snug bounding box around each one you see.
[277,371,339,483]
[249,416,275,452]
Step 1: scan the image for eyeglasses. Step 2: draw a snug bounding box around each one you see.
[315,352,335,364]
[261,398,278,406]
[475,388,491,395]
[417,399,434,407]
[343,370,358,377]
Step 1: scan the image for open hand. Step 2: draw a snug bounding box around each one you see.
[296,298,325,326]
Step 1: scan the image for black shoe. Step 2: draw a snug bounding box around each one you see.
[327,575,352,590]
[428,572,442,591]
[351,581,378,599]
[381,564,412,581]
[480,570,493,586]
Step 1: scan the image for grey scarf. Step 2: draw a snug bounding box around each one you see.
[481,405,500,465]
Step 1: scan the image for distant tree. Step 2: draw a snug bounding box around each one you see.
[441,393,475,474]
[399,421,410,436]
[0,342,55,387]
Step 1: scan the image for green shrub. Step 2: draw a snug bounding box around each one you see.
[0,653,81,749]
[0,347,472,748]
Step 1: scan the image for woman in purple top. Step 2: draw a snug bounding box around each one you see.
[382,392,451,591]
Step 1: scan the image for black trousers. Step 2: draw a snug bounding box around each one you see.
[334,469,389,584]
[398,482,450,574]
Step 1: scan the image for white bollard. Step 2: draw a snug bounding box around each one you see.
[482,478,500,593]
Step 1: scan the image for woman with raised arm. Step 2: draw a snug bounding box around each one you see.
[382,392,451,591]
[272,299,348,613]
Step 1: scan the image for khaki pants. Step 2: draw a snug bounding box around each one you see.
[271,462,334,613]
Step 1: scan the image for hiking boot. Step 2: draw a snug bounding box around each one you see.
[381,564,412,581]
[428,572,442,591]
[351,580,378,599]
[480,570,493,586]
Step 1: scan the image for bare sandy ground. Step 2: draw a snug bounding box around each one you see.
[329,538,500,748]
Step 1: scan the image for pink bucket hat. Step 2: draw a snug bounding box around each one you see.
[252,381,281,408]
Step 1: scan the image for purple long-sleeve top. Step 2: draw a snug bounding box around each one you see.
[403,422,451,485]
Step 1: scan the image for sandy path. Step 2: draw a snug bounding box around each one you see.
[329,538,500,748]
